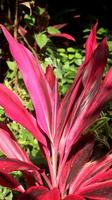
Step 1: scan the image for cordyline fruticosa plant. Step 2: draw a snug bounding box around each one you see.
[0,23,112,200]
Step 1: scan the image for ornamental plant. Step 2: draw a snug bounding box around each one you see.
[0,23,112,199]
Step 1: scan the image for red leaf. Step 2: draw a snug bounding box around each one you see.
[0,158,43,185]
[45,65,56,90]
[85,23,97,62]
[18,187,60,200]
[58,134,94,194]
[0,24,53,139]
[0,84,46,146]
[18,186,48,200]
[87,67,112,123]
[57,23,100,149]
[0,127,43,187]
[64,194,85,200]
[49,33,75,41]
[65,37,108,150]
[0,157,44,185]
[53,23,68,30]
[79,181,112,199]
[0,128,29,161]
[0,171,24,192]
[0,158,40,173]
[69,152,112,196]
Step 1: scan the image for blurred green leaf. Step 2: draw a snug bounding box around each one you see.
[67,47,76,52]
[54,68,62,79]
[47,26,60,34]
[57,48,66,53]
[68,54,75,60]
[24,14,35,26]
[36,6,45,15]
[0,187,13,200]
[108,41,112,52]
[97,27,107,35]
[34,33,49,49]
[74,52,82,59]
[6,61,16,71]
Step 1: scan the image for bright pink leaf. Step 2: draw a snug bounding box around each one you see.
[1,23,112,200]
[0,122,16,139]
[45,65,60,139]
[0,125,42,187]
[0,158,43,185]
[57,23,100,148]
[86,67,112,124]
[0,158,40,173]
[57,37,108,167]
[0,24,53,139]
[65,37,108,150]
[0,128,29,161]
[79,180,112,199]
[0,84,46,145]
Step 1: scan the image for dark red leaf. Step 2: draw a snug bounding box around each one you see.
[58,134,94,194]
[18,187,60,200]
[45,65,56,90]
[0,171,24,192]
[64,194,85,200]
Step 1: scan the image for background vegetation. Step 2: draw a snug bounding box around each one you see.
[0,0,112,199]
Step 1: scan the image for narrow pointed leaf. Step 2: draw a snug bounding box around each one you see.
[0,24,53,138]
[79,181,112,199]
[0,158,43,186]
[57,23,99,147]
[45,65,60,139]
[49,33,75,41]
[82,168,112,187]
[0,128,29,161]
[87,67,112,122]
[59,134,94,194]
[85,23,97,62]
[0,171,24,192]
[53,23,68,30]
[45,65,56,90]
[0,84,46,145]
[69,153,112,194]
[0,158,40,173]
[65,38,108,149]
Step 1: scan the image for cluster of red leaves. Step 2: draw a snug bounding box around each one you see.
[0,23,112,199]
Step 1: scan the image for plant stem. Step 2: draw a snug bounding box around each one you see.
[52,145,58,182]
[43,146,57,187]
[14,0,19,93]
[14,0,18,39]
